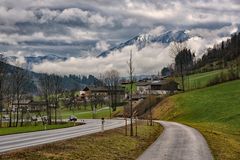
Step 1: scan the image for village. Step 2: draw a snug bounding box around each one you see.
[1,1,239,159]
[1,74,179,127]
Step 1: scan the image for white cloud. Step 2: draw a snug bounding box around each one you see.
[31,24,238,76]
[56,8,114,27]
[38,8,59,23]
[148,26,165,35]
[32,42,171,76]
[0,6,36,25]
[0,28,98,45]
[69,27,98,40]
[96,40,110,51]
[0,0,240,76]
[187,24,239,56]
[122,18,136,27]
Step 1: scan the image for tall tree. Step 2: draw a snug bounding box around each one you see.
[0,55,6,128]
[174,48,194,91]
[127,51,134,136]
[12,64,29,127]
[103,69,120,112]
[170,42,186,91]
[3,77,14,127]
[51,74,63,124]
[39,74,52,125]
[161,67,171,77]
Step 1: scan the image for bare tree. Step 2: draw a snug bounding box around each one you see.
[169,42,194,91]
[3,78,14,127]
[39,74,62,125]
[0,55,6,128]
[12,64,29,127]
[39,74,52,125]
[127,51,134,136]
[103,69,120,112]
[169,41,187,59]
[51,74,63,124]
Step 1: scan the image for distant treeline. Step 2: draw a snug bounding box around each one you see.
[0,60,101,93]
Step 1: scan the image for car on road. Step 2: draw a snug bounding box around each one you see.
[69,115,77,122]
[31,116,38,122]
[3,115,10,121]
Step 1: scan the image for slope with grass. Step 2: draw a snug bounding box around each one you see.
[152,80,240,160]
[175,69,228,90]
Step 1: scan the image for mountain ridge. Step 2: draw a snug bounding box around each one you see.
[97,30,191,57]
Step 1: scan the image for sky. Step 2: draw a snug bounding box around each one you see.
[0,0,239,76]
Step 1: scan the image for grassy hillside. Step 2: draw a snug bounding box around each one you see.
[152,80,240,159]
[175,69,229,90]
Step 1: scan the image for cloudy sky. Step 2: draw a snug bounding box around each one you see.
[0,0,239,75]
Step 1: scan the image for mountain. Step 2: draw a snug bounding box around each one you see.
[5,54,67,67]
[25,54,67,64]
[98,30,191,57]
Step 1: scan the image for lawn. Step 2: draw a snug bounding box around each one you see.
[1,122,163,160]
[152,79,240,159]
[0,122,78,136]
[60,106,123,119]
[0,106,123,136]
[175,69,228,90]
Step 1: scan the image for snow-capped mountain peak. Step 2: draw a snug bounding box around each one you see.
[97,30,191,57]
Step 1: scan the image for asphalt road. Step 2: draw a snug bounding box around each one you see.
[137,121,213,160]
[0,119,126,154]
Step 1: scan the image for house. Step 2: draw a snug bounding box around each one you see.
[28,101,48,112]
[82,86,125,102]
[82,86,108,97]
[150,80,179,95]
[136,82,151,95]
[11,100,32,111]
[12,100,52,112]
[136,80,179,95]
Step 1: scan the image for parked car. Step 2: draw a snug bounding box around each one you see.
[31,116,38,122]
[3,115,10,121]
[69,115,77,122]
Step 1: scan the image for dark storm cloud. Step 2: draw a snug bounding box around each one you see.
[0,0,239,58]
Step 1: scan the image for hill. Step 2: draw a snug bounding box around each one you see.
[194,32,240,72]
[175,69,230,90]
[152,80,240,159]
[0,60,100,92]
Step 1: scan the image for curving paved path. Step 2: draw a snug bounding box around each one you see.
[137,121,213,160]
[0,119,126,154]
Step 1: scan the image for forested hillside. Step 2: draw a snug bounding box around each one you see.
[194,32,240,71]
[0,60,100,93]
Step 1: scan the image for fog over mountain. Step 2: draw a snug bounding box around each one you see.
[32,25,238,76]
[0,0,239,75]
